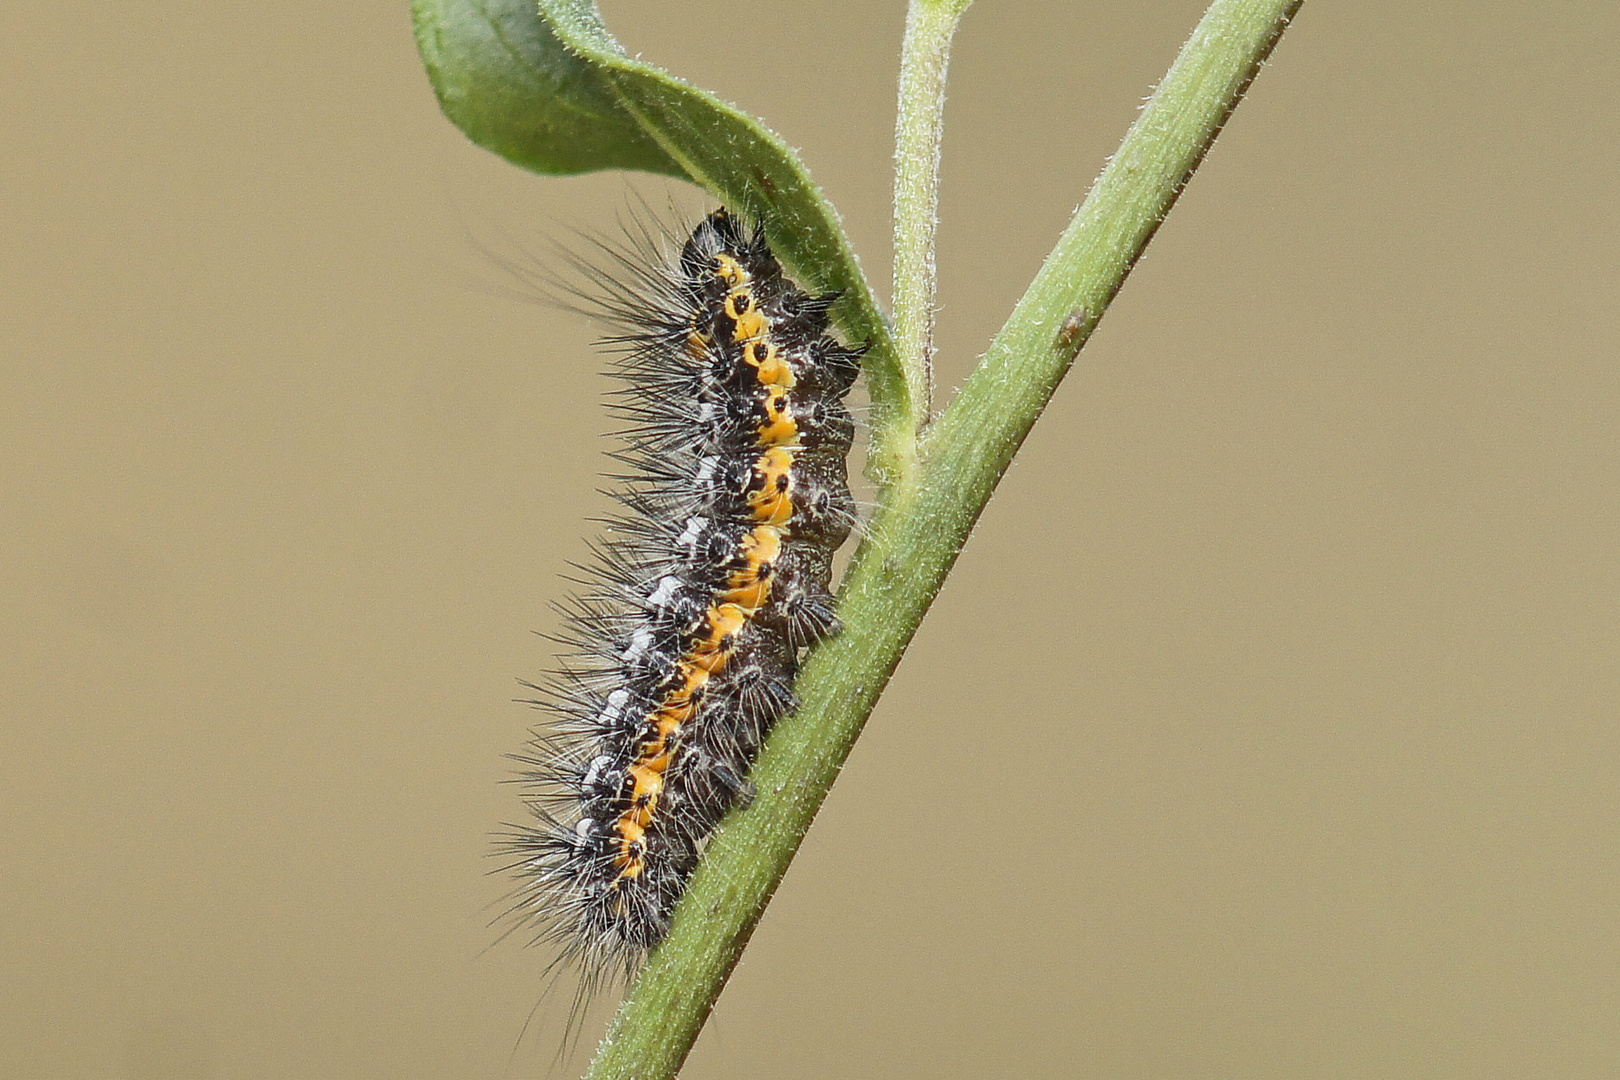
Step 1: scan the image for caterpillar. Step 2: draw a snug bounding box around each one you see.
[501,208,863,991]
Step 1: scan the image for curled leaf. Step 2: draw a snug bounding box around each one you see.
[412,0,907,472]
[412,0,680,176]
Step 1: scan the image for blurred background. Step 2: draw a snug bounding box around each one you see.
[5,1,1618,1077]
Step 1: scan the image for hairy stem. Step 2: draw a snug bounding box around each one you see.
[892,0,973,430]
[585,2,1304,1077]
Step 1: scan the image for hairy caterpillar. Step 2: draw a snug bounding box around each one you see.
[500,209,862,992]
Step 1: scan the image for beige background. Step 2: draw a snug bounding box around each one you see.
[5,1,1618,1077]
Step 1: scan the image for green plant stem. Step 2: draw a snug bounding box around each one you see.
[585,2,1303,1077]
[892,0,973,431]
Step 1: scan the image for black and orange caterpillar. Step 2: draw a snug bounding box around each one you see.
[502,210,861,986]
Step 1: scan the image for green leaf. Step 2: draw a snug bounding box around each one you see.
[412,0,908,477]
[411,0,681,176]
